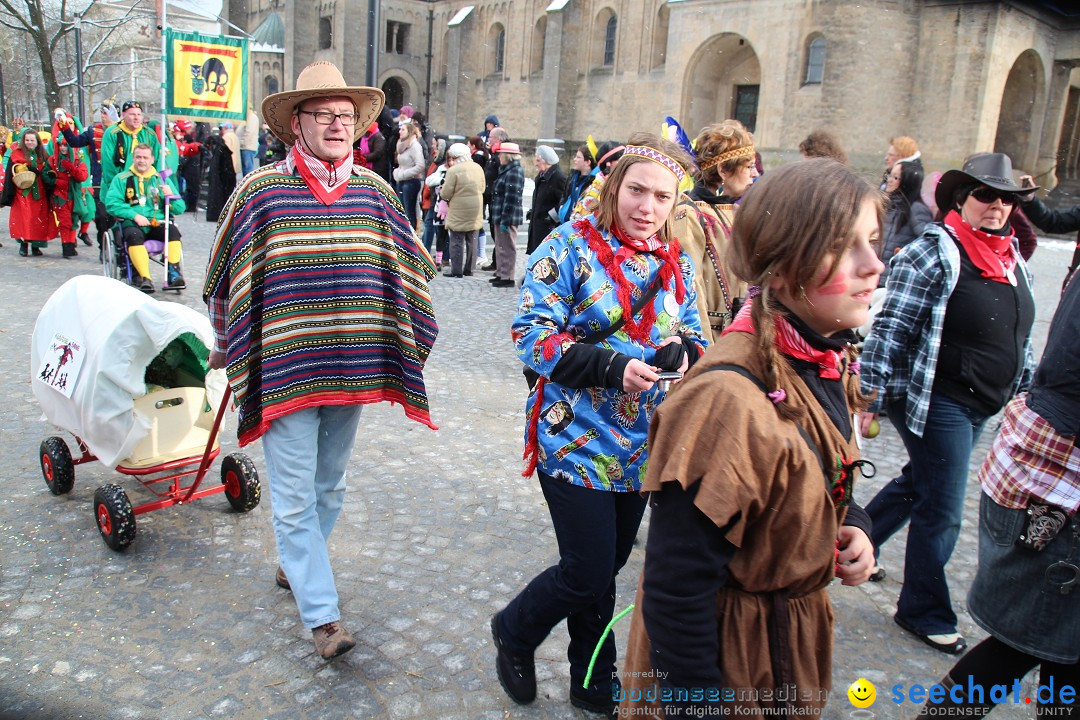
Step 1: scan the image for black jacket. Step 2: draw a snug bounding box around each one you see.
[1022,195,1080,235]
[527,164,567,255]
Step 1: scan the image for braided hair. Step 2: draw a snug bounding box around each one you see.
[728,158,881,419]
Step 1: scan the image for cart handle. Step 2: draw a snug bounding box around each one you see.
[181,383,233,503]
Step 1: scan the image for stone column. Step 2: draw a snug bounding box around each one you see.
[445,24,464,134]
[1036,60,1079,189]
[539,7,564,139]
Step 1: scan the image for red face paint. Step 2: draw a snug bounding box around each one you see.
[815,270,849,296]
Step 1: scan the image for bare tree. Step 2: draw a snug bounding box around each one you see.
[0,0,156,121]
[0,0,74,115]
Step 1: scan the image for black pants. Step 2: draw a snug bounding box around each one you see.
[923,636,1079,716]
[123,223,181,246]
[497,471,647,689]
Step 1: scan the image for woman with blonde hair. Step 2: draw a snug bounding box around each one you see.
[672,119,757,343]
[492,132,705,716]
[392,121,425,228]
[620,158,880,717]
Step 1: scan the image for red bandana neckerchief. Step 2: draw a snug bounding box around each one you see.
[291,141,353,206]
[575,218,685,346]
[944,209,1017,285]
[723,302,845,379]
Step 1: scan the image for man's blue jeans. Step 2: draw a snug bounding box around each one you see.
[240,149,256,176]
[498,472,647,689]
[867,393,989,635]
[261,404,363,628]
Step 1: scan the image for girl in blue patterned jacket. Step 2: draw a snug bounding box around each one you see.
[491,132,705,716]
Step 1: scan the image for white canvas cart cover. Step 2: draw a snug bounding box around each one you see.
[30,276,226,469]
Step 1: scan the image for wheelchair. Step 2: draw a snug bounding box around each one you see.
[101,220,184,294]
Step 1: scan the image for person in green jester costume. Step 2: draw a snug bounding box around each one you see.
[99,101,160,198]
[104,143,186,292]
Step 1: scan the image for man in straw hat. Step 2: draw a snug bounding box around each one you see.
[203,61,439,660]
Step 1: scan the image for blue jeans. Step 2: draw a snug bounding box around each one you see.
[241,149,256,176]
[867,393,989,635]
[421,206,437,252]
[397,178,422,229]
[261,404,364,628]
[498,472,647,688]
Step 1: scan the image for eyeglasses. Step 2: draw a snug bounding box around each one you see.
[298,110,358,126]
[969,186,1018,206]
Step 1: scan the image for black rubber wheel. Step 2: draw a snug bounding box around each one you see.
[40,436,75,495]
[221,453,260,512]
[93,484,136,551]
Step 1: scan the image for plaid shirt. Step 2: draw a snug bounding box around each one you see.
[980,394,1080,513]
[861,223,1034,437]
[490,159,524,227]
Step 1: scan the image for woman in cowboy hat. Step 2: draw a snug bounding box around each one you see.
[858,152,1038,655]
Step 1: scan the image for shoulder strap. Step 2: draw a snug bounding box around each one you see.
[699,363,826,474]
[580,274,664,346]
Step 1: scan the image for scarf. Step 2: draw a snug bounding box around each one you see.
[723,302,849,379]
[577,218,685,346]
[291,140,353,205]
[944,209,1018,285]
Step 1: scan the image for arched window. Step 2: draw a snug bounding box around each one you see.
[603,15,617,66]
[492,24,506,75]
[531,16,547,74]
[651,4,669,69]
[265,75,279,97]
[804,35,825,85]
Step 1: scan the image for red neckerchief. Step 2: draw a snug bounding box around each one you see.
[575,218,685,346]
[723,302,844,379]
[944,209,1017,285]
[291,141,353,206]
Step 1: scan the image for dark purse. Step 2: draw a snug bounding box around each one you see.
[523,276,663,391]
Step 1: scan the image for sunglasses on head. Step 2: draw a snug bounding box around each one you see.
[969,186,1018,206]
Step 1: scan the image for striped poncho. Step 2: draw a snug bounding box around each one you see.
[203,162,438,446]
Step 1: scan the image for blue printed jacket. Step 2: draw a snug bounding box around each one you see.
[513,217,705,490]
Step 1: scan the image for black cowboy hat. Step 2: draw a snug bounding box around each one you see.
[935,152,1038,213]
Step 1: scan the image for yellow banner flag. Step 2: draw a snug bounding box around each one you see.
[165,28,248,122]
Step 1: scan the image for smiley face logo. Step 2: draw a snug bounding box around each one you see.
[848,678,876,708]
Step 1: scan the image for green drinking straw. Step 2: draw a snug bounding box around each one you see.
[582,603,635,688]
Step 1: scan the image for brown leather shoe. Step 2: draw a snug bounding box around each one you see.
[312,621,355,659]
[275,566,290,590]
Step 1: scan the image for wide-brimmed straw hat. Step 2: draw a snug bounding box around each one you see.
[934,152,1038,213]
[262,61,384,145]
[495,142,521,155]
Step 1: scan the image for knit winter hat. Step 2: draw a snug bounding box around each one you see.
[535,145,559,165]
[447,142,470,160]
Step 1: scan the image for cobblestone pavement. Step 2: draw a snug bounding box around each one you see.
[0,206,1070,720]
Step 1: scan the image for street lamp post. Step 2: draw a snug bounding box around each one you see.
[366,0,379,88]
[74,12,86,120]
[424,0,433,117]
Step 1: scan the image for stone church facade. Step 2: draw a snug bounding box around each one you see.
[230,0,1080,188]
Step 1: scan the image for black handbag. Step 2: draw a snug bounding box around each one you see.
[523,276,663,391]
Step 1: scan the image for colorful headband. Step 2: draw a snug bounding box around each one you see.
[698,144,756,174]
[623,145,686,183]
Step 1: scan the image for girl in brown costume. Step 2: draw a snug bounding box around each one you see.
[620,159,881,717]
